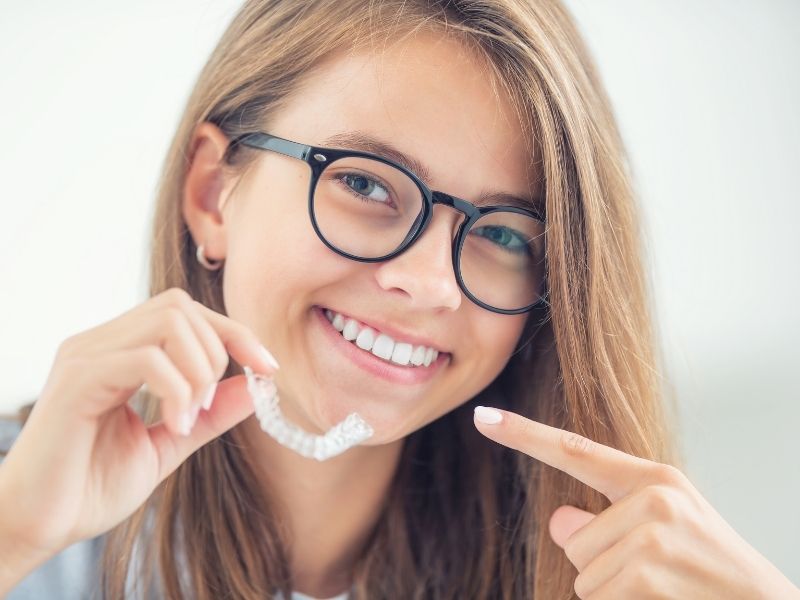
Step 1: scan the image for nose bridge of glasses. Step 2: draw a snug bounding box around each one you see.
[428,191,478,238]
[431,191,479,221]
[389,191,465,266]
[417,191,470,246]
[394,198,462,259]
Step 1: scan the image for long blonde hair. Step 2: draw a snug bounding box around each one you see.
[93,0,682,597]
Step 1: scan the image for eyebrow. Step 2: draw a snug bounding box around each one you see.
[319,131,544,215]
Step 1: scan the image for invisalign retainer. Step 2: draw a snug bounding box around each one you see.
[243,365,374,461]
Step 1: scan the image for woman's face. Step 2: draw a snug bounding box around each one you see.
[200,32,540,444]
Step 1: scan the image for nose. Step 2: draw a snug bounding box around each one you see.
[373,204,464,312]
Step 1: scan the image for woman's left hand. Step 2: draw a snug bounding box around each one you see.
[473,406,800,599]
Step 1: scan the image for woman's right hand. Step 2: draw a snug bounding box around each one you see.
[0,287,279,561]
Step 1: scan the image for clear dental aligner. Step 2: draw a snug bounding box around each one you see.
[243,365,374,461]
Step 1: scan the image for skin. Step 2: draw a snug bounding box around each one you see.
[183,28,800,600]
[183,32,536,596]
[473,408,800,599]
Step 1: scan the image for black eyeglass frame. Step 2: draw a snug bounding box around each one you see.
[227,131,549,316]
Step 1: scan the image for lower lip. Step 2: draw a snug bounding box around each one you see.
[313,306,449,385]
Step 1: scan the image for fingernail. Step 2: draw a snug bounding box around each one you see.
[179,410,193,436]
[259,344,280,370]
[474,406,503,425]
[201,382,217,411]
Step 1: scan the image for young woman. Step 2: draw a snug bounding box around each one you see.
[1,0,797,598]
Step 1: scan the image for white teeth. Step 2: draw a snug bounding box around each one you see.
[409,345,426,366]
[423,347,434,367]
[342,318,360,341]
[390,342,413,366]
[355,327,376,351]
[371,333,394,360]
[323,307,444,369]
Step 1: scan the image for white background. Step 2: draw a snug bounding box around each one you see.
[1,0,798,585]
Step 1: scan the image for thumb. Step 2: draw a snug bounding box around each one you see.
[549,505,597,549]
[148,373,257,482]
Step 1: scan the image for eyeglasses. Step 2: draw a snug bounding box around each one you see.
[226,131,549,315]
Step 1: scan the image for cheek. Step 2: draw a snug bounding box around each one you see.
[451,315,525,395]
[220,172,325,321]
[471,314,527,369]
[226,167,322,280]
[430,315,525,414]
[225,215,326,312]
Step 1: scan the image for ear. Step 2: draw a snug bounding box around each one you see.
[182,121,239,263]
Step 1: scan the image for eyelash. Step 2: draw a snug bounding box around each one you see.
[470,225,533,256]
[334,172,398,209]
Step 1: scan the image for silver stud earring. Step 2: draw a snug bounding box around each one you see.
[196,243,223,270]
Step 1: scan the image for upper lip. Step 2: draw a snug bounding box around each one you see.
[320,306,450,354]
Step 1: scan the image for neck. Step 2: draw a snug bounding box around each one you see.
[240,414,404,598]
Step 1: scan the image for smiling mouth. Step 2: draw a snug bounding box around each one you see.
[320,306,446,368]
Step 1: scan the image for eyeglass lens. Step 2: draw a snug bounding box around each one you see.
[311,156,546,312]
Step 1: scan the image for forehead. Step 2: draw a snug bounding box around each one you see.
[270,31,541,204]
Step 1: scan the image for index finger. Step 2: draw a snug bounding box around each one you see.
[474,406,656,503]
[191,300,280,375]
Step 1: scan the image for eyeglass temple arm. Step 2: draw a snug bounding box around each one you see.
[232,132,311,161]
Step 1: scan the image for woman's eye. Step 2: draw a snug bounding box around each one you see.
[472,225,531,255]
[341,173,391,204]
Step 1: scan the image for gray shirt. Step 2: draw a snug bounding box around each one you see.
[0,417,350,600]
